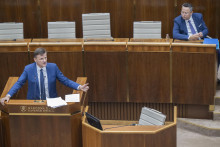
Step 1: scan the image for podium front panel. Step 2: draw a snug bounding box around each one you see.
[1,100,82,147]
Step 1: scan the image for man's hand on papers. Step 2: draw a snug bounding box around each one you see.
[189,34,200,40]
[0,95,10,106]
[198,32,203,38]
[78,83,89,92]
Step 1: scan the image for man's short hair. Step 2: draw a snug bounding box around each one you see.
[182,3,193,12]
[34,48,47,58]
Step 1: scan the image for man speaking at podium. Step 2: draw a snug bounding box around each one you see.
[0,48,89,105]
[173,3,208,40]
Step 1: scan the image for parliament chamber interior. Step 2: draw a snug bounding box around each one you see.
[0,0,220,147]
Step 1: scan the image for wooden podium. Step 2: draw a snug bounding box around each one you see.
[82,106,177,147]
[0,77,87,147]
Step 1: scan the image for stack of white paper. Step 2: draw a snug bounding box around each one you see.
[46,97,67,108]
[65,94,80,102]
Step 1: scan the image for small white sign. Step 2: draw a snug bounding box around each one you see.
[65,94,80,102]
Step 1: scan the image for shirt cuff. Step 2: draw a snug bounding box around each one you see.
[188,35,191,40]
[6,94,11,98]
[77,85,81,90]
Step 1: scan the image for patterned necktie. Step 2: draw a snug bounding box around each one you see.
[40,69,46,100]
[188,20,196,34]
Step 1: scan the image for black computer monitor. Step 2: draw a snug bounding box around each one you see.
[85,112,103,131]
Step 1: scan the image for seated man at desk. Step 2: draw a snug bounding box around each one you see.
[0,47,89,105]
[173,3,208,40]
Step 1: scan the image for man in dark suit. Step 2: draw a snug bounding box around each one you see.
[0,48,89,105]
[173,3,208,40]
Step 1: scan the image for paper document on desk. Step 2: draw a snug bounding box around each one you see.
[65,94,80,102]
[46,97,67,108]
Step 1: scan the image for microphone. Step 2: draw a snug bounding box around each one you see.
[41,74,46,101]
[104,123,137,130]
[206,35,212,39]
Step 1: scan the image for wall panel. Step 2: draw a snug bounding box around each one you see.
[134,0,175,38]
[0,0,219,39]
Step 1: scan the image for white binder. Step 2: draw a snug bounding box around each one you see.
[138,107,166,126]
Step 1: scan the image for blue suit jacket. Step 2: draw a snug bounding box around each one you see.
[173,13,208,40]
[8,63,80,100]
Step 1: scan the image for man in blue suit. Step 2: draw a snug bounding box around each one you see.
[173,3,208,40]
[1,48,89,105]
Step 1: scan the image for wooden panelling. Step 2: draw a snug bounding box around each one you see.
[0,44,29,99]
[84,43,127,102]
[134,0,175,38]
[0,0,19,22]
[128,43,170,103]
[0,0,40,38]
[17,0,41,38]
[0,117,3,147]
[0,112,10,147]
[172,44,216,105]
[3,112,82,147]
[88,102,212,120]
[29,43,84,99]
[83,123,176,147]
[39,0,83,38]
[92,0,134,38]
[0,0,219,39]
[88,102,174,122]
[82,123,102,147]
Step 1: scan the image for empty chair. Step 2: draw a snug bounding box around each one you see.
[133,21,161,39]
[48,21,75,39]
[0,22,23,40]
[82,13,112,39]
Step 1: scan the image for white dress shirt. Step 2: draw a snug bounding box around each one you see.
[185,16,201,40]
[36,65,49,98]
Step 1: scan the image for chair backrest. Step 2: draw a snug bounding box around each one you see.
[133,21,161,39]
[0,22,23,40]
[82,13,112,39]
[48,21,76,39]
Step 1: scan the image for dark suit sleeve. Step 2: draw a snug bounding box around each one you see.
[7,68,28,97]
[55,65,80,90]
[173,19,189,40]
[197,14,208,38]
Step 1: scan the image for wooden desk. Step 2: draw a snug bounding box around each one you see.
[82,106,177,147]
[84,38,129,42]
[0,100,82,147]
[0,77,87,147]
[172,43,216,118]
[32,38,83,42]
[0,39,31,43]
[130,38,168,42]
[173,39,203,43]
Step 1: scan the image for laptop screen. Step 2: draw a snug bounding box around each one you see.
[85,112,103,131]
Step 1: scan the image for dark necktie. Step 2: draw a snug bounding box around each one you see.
[40,69,46,100]
[188,20,196,34]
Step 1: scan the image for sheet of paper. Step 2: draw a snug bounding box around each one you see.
[46,97,67,108]
[65,94,80,102]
